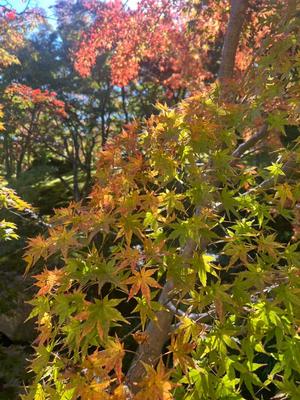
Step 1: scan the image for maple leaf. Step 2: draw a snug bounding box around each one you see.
[275,183,294,208]
[176,316,207,343]
[135,359,175,400]
[111,384,129,400]
[77,380,111,400]
[132,330,150,345]
[123,268,161,303]
[48,226,81,259]
[168,331,195,372]
[33,268,65,296]
[36,312,52,345]
[191,252,218,287]
[33,383,46,400]
[24,235,49,272]
[116,246,143,272]
[80,297,128,342]
[83,338,125,382]
[265,162,285,182]
[224,241,254,266]
[256,234,283,259]
[116,213,145,245]
[132,296,162,329]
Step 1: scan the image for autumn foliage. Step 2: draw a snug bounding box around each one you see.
[18,0,300,399]
[5,84,67,118]
[74,0,286,91]
[74,0,223,88]
[0,6,41,69]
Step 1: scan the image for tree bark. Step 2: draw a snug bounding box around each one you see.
[4,133,12,179]
[71,130,80,201]
[218,0,249,82]
[122,87,129,124]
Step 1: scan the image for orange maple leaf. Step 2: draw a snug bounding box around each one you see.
[33,268,65,296]
[35,312,52,345]
[77,380,111,400]
[111,384,129,400]
[132,330,150,345]
[24,235,49,272]
[123,267,161,303]
[84,338,125,383]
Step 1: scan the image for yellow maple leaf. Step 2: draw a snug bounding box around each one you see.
[135,359,175,400]
[24,235,50,272]
[78,380,111,400]
[168,331,195,372]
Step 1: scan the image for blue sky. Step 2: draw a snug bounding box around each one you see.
[9,0,137,29]
[10,0,56,12]
[10,0,137,15]
[8,0,57,29]
[10,0,57,21]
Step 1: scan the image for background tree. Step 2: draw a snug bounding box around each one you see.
[1,1,185,203]
[0,4,43,235]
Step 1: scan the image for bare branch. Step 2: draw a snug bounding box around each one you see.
[7,208,51,229]
[166,302,209,322]
[231,124,268,160]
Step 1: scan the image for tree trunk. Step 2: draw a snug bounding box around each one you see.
[101,114,108,148]
[122,87,129,124]
[3,133,12,179]
[218,0,249,83]
[81,152,93,198]
[71,131,80,201]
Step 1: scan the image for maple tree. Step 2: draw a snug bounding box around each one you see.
[0,4,41,74]
[0,4,40,168]
[74,0,285,94]
[3,83,67,178]
[22,0,300,399]
[74,0,220,91]
[0,6,25,70]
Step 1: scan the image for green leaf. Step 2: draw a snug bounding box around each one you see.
[88,296,129,340]
[265,162,285,180]
[34,384,46,400]
[192,253,217,287]
[61,388,75,400]
[132,296,162,329]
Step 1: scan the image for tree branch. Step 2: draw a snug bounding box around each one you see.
[251,155,298,191]
[231,124,268,159]
[7,207,51,229]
